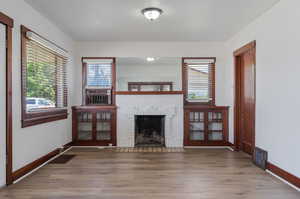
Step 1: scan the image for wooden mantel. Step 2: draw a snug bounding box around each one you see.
[115,91,184,95]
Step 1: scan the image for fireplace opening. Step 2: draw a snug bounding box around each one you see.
[135,115,165,147]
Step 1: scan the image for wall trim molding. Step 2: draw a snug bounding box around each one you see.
[12,149,60,181]
[267,162,300,189]
[0,12,14,27]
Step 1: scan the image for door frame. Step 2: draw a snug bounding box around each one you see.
[233,41,256,154]
[0,12,13,185]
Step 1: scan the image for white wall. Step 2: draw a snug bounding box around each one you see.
[0,24,6,186]
[116,62,182,91]
[0,0,76,181]
[224,0,300,177]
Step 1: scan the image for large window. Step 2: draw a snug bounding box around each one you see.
[21,26,68,127]
[82,58,115,105]
[183,58,215,105]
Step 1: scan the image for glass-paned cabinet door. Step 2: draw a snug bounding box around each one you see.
[208,112,222,121]
[189,111,205,141]
[96,112,112,140]
[77,112,93,140]
[208,112,223,141]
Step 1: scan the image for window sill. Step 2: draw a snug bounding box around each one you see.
[22,109,68,128]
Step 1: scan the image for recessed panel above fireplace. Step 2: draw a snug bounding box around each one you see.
[135,115,165,147]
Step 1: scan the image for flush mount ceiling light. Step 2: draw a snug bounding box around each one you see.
[146,57,155,62]
[141,7,163,21]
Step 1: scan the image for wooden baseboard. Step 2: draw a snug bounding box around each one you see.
[267,162,300,188]
[12,149,60,181]
[63,141,73,151]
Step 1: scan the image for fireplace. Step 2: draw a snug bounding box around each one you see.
[135,115,165,147]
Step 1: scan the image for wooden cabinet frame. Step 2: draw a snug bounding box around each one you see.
[184,106,229,146]
[72,106,117,146]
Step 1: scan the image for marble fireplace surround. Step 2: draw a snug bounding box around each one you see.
[116,95,184,147]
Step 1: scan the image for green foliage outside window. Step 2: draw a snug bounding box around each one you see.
[26,62,56,102]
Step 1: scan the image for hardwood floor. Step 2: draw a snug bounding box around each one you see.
[0,148,299,199]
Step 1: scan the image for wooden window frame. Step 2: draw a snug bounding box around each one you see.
[21,25,68,128]
[82,57,116,106]
[128,82,173,91]
[182,57,216,106]
[1,11,13,185]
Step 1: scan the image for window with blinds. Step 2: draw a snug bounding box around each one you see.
[184,58,215,104]
[86,62,112,88]
[82,58,114,105]
[23,29,68,113]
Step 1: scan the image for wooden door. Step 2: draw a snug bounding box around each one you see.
[234,41,256,155]
[0,23,6,186]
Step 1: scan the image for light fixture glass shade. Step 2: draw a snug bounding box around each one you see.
[146,57,155,62]
[142,7,163,21]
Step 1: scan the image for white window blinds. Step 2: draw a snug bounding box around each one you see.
[24,36,68,112]
[83,59,113,88]
[184,59,215,103]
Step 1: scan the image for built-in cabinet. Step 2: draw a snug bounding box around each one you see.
[72,106,117,146]
[184,106,229,146]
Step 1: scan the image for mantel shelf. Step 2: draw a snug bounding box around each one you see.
[115,91,184,95]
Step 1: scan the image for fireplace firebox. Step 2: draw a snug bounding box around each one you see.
[135,115,165,147]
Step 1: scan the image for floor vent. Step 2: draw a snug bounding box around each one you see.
[49,155,75,164]
[253,147,268,170]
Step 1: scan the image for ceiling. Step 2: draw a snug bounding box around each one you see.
[25,0,280,42]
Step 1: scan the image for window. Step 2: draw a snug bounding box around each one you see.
[21,26,68,127]
[128,82,173,91]
[87,62,112,88]
[183,58,215,105]
[82,58,115,105]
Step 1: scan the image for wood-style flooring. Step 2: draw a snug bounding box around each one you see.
[0,148,299,199]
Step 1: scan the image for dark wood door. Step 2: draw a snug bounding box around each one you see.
[235,41,256,155]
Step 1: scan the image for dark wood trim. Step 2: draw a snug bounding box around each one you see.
[267,162,300,188]
[62,141,73,151]
[234,41,256,153]
[234,41,256,56]
[12,149,60,181]
[112,58,116,105]
[82,62,87,105]
[21,25,68,128]
[22,110,68,128]
[81,57,116,106]
[82,57,116,60]
[1,12,14,185]
[72,105,117,111]
[184,105,229,110]
[116,91,184,95]
[182,57,216,106]
[0,12,14,27]
[184,142,233,147]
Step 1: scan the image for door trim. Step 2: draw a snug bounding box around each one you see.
[0,12,13,185]
[233,41,256,154]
